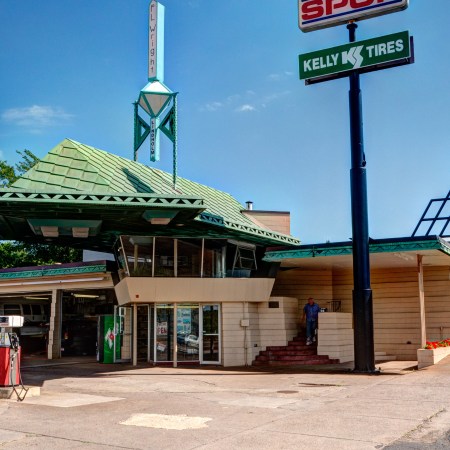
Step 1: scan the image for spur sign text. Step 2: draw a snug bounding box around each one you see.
[298,0,409,32]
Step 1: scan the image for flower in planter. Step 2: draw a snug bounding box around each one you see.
[425,339,450,349]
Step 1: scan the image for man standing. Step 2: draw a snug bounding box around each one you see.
[302,297,321,345]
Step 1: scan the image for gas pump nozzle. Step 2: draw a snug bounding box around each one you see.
[10,332,20,352]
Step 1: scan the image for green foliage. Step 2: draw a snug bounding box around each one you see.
[0,150,82,267]
[0,149,40,187]
[0,161,16,187]
[0,241,82,268]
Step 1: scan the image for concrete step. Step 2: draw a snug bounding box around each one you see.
[259,350,316,357]
[253,358,339,366]
[255,354,332,362]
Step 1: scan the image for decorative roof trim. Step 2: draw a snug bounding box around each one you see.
[198,212,300,245]
[264,237,450,261]
[0,190,204,209]
[0,264,108,280]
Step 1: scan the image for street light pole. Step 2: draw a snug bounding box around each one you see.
[347,22,376,373]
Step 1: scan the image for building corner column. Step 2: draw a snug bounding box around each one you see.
[417,255,427,348]
[47,289,62,359]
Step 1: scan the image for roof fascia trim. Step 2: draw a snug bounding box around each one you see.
[197,212,300,246]
[0,189,204,209]
[264,237,450,261]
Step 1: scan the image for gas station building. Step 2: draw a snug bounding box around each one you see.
[0,138,449,368]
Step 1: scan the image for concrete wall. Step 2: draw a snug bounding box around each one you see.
[221,297,299,367]
[115,277,275,305]
[272,265,450,361]
[271,269,333,312]
[317,312,354,363]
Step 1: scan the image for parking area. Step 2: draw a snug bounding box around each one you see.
[1,358,450,449]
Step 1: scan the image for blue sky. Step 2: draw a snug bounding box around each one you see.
[0,1,448,244]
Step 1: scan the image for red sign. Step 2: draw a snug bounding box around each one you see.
[299,0,409,32]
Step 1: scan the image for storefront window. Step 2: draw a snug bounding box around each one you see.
[154,238,175,277]
[155,304,174,361]
[119,236,153,277]
[177,239,202,277]
[117,236,269,279]
[203,240,225,278]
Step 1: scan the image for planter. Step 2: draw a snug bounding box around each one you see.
[417,347,450,369]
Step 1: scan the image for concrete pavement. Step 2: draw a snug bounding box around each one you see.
[1,358,450,449]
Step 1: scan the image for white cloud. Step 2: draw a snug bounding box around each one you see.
[202,101,223,112]
[236,104,256,113]
[2,105,73,130]
[267,71,294,81]
[260,90,291,108]
[201,88,289,114]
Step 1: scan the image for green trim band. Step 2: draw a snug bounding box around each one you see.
[0,190,204,208]
[264,238,450,261]
[0,264,107,280]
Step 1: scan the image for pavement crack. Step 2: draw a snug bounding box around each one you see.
[0,427,137,450]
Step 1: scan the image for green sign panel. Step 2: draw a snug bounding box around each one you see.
[299,31,412,84]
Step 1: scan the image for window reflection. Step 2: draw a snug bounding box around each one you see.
[116,236,265,279]
[154,238,174,277]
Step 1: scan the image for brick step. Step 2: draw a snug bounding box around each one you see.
[252,332,338,367]
[267,344,313,352]
[253,358,339,366]
[259,350,316,357]
[255,354,332,362]
[287,342,316,348]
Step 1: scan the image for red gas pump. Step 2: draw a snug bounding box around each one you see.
[0,316,24,388]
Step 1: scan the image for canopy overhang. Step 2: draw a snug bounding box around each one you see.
[264,236,450,270]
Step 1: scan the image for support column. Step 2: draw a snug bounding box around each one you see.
[133,303,138,366]
[417,255,426,348]
[173,303,178,368]
[47,289,62,359]
[348,22,375,373]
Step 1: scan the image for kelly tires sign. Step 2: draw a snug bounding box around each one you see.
[299,31,413,84]
[298,0,409,32]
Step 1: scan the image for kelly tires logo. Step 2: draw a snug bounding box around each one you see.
[299,31,413,83]
[298,0,409,32]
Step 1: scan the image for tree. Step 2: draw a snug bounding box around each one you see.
[0,149,40,187]
[0,242,82,268]
[0,149,83,267]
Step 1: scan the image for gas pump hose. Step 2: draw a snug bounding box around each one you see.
[9,333,28,402]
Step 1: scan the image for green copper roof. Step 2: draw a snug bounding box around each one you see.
[0,139,299,248]
[264,236,450,261]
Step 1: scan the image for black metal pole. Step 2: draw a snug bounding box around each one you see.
[347,22,376,373]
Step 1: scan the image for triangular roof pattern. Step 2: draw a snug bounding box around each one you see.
[0,139,299,248]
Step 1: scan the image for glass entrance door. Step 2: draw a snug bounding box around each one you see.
[176,305,200,362]
[153,303,220,364]
[201,304,220,364]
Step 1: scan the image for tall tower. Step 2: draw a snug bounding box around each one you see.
[133,0,178,187]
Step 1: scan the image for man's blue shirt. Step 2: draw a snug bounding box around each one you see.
[304,303,320,322]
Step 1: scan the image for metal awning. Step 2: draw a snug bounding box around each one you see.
[264,236,450,270]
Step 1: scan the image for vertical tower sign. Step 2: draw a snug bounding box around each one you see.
[149,0,165,82]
